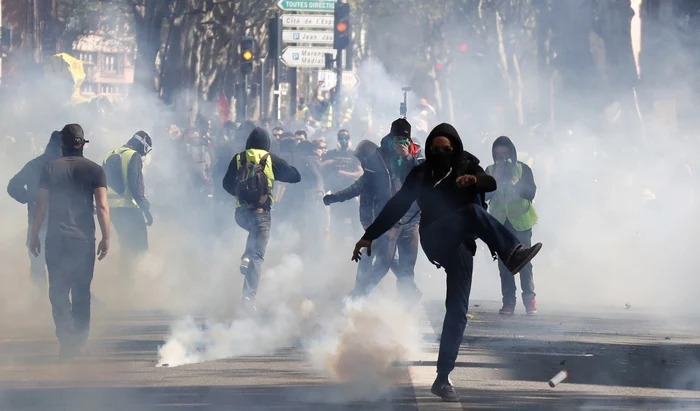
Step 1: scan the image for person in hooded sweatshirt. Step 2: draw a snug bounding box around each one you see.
[352,123,542,402]
[7,131,63,290]
[29,124,110,359]
[329,119,424,304]
[222,128,301,313]
[485,136,539,315]
[103,131,153,275]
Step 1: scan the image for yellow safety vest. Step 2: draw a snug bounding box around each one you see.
[235,148,275,208]
[104,146,138,208]
[485,162,538,231]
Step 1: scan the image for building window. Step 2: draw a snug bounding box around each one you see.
[81,82,97,94]
[79,52,96,65]
[101,84,119,94]
[104,54,117,73]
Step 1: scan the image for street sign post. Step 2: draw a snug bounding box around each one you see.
[277,0,337,12]
[281,47,336,68]
[318,70,360,91]
[281,14,333,29]
[282,30,333,45]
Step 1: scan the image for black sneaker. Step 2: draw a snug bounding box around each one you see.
[506,243,542,275]
[430,376,460,402]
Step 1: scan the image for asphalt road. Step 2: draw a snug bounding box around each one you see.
[1,300,700,411]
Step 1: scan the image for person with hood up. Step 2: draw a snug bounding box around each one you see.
[7,131,63,290]
[352,123,542,402]
[322,130,363,236]
[327,119,424,304]
[103,131,154,275]
[29,124,110,359]
[222,128,301,313]
[485,136,539,315]
[323,139,400,292]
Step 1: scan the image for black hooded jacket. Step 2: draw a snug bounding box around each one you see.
[485,136,536,202]
[7,131,62,221]
[222,128,301,205]
[333,134,423,228]
[363,123,496,242]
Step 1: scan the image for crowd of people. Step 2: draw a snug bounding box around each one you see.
[6,108,548,403]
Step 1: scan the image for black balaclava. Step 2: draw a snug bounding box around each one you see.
[60,123,88,156]
[424,123,464,175]
[353,140,379,169]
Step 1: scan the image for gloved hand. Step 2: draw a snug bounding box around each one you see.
[323,194,338,206]
[144,209,154,227]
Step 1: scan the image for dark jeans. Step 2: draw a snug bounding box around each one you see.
[353,220,420,298]
[235,207,271,303]
[419,203,523,376]
[45,237,96,347]
[111,207,148,274]
[498,221,536,306]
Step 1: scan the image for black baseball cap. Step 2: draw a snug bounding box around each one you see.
[60,123,88,147]
[390,118,411,139]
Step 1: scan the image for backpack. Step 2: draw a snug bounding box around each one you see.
[104,152,127,195]
[234,153,271,206]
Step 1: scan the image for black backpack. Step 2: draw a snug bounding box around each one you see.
[103,152,126,195]
[234,153,271,206]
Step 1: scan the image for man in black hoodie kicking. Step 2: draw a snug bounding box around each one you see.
[7,131,63,291]
[223,128,301,313]
[352,123,542,402]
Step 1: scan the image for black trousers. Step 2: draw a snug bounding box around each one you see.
[111,207,148,273]
[45,237,96,347]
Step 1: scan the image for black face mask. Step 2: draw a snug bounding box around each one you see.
[338,137,349,149]
[432,151,455,172]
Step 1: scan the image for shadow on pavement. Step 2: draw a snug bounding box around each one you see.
[455,387,700,410]
[0,384,419,411]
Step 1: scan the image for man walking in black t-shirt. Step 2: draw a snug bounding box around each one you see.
[29,123,111,359]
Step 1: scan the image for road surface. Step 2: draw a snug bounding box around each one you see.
[1,300,700,410]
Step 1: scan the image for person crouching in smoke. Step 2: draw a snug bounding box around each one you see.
[351,123,542,402]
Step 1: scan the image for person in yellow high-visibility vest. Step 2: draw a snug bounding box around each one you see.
[103,131,153,274]
[222,128,301,313]
[485,136,539,316]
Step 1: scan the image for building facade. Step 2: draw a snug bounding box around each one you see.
[73,35,135,101]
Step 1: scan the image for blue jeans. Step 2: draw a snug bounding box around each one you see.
[235,208,271,303]
[498,221,536,306]
[419,203,522,376]
[352,220,420,299]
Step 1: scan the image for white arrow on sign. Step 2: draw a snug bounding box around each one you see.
[281,14,334,29]
[318,70,361,91]
[282,30,333,45]
[281,47,336,68]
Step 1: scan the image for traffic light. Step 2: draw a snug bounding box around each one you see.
[459,43,468,52]
[333,3,351,50]
[239,36,255,75]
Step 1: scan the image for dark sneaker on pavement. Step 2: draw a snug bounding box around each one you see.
[239,258,250,275]
[431,376,460,402]
[506,243,542,275]
[526,299,538,315]
[499,304,515,315]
